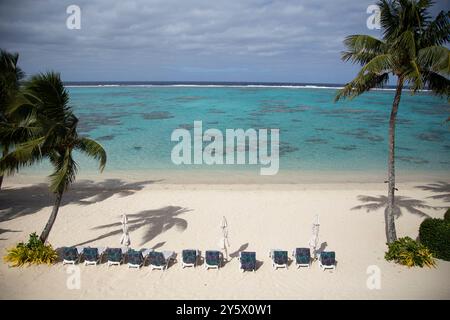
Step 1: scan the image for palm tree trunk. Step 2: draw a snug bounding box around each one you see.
[386,76,404,243]
[39,191,63,243]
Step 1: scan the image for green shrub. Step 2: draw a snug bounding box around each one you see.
[419,217,450,261]
[3,232,58,267]
[385,237,436,268]
[444,208,450,222]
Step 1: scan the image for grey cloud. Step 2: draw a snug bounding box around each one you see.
[0,0,448,82]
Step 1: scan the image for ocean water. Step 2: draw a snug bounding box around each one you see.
[22,84,450,178]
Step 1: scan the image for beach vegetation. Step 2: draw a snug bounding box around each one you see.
[336,0,450,243]
[3,232,58,266]
[385,236,436,267]
[419,216,450,261]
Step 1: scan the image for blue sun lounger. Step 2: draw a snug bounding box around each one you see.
[83,247,100,266]
[269,249,288,270]
[293,248,311,268]
[319,251,336,271]
[239,251,256,272]
[127,249,144,269]
[62,247,80,265]
[181,249,200,268]
[106,248,124,267]
[204,250,222,270]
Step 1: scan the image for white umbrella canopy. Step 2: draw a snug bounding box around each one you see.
[219,216,230,260]
[308,214,320,259]
[120,214,131,247]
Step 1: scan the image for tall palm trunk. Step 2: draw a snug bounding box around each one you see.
[39,190,63,243]
[385,76,404,243]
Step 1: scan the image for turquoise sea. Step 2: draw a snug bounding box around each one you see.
[22,84,450,178]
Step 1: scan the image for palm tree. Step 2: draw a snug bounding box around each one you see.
[335,0,449,243]
[0,72,107,243]
[0,49,26,189]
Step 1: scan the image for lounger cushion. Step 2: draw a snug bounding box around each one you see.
[148,251,166,266]
[295,248,311,264]
[83,247,99,262]
[273,250,288,265]
[320,251,336,266]
[107,248,123,262]
[63,247,78,261]
[182,250,197,264]
[205,250,220,266]
[127,250,143,265]
[240,251,256,271]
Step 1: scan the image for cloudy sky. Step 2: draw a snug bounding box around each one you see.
[0,0,448,83]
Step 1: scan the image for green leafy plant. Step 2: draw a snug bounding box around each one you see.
[444,208,450,222]
[3,232,58,267]
[385,237,436,268]
[419,217,450,261]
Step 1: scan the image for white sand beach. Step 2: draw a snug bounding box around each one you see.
[0,175,449,299]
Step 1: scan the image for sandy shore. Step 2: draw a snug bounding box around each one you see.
[0,175,449,299]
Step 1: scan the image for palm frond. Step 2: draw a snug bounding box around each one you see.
[359,54,395,76]
[75,137,107,172]
[421,10,450,47]
[393,30,416,59]
[0,136,46,175]
[404,60,423,92]
[417,46,450,75]
[24,72,70,123]
[341,35,387,65]
[335,72,390,101]
[422,71,450,97]
[48,149,78,194]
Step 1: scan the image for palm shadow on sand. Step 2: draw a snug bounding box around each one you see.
[74,205,191,247]
[0,179,161,223]
[0,228,21,241]
[415,181,450,203]
[229,243,249,259]
[352,195,440,218]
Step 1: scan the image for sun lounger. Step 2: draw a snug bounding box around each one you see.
[293,248,311,268]
[127,249,144,269]
[62,247,80,265]
[106,248,124,267]
[147,251,170,270]
[239,251,256,272]
[204,250,221,270]
[319,251,336,271]
[269,249,288,270]
[181,249,200,268]
[83,247,100,266]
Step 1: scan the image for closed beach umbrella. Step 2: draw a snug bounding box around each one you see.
[219,216,230,260]
[120,214,131,247]
[308,214,320,259]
